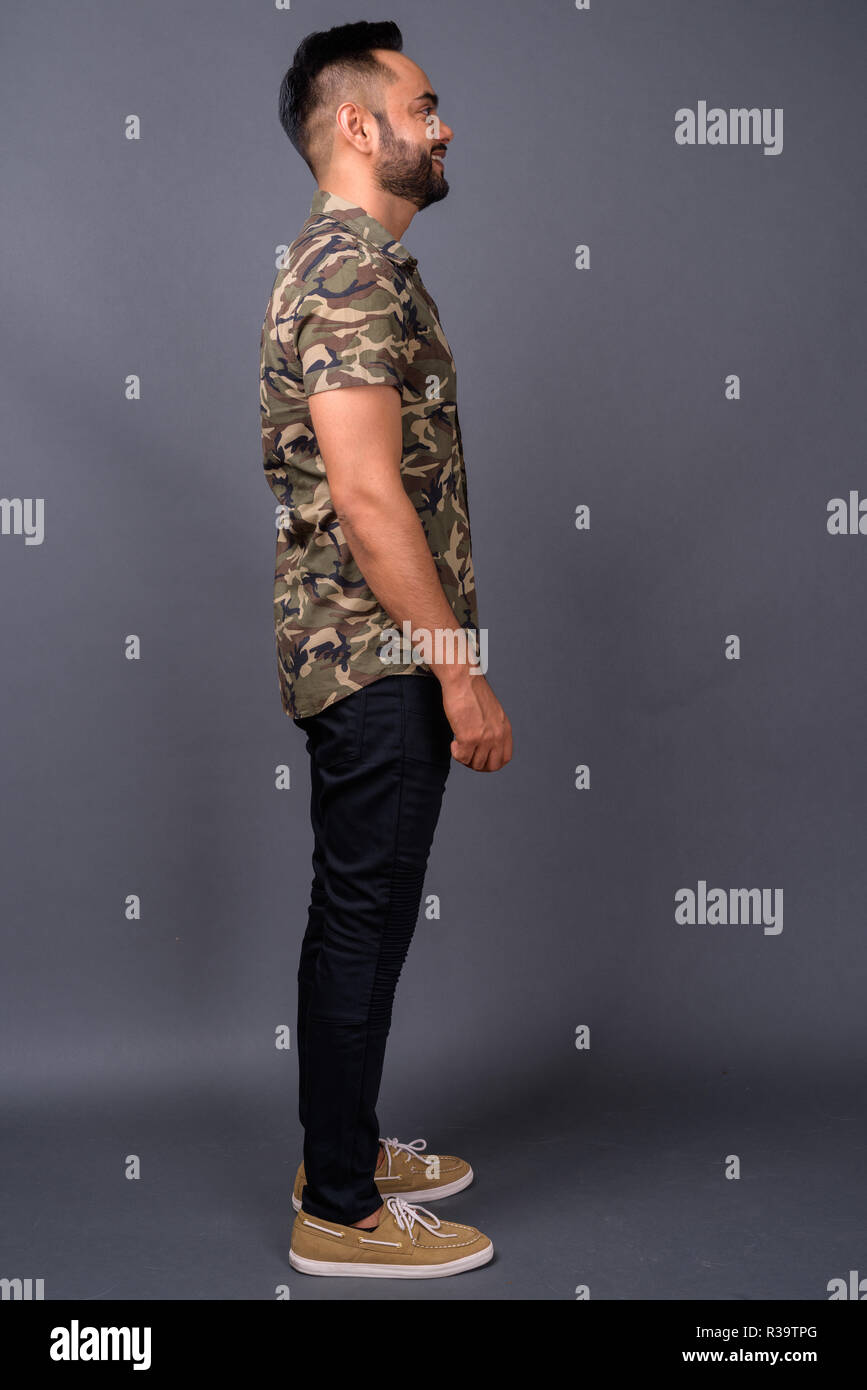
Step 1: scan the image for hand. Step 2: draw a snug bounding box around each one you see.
[440,672,513,772]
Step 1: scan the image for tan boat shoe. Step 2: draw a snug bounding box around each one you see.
[290,1195,493,1278]
[291,1135,473,1212]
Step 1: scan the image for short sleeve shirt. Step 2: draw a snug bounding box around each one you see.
[259,188,479,719]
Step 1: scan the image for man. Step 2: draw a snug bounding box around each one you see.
[260,19,512,1279]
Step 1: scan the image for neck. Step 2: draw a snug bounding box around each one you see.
[317,174,416,242]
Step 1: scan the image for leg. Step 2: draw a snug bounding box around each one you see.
[294,733,327,1135]
[295,672,452,1226]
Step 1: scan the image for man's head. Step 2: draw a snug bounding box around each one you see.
[278,20,451,211]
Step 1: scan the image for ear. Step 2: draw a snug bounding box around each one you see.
[334,100,375,154]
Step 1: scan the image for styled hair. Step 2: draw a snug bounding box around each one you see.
[278,20,403,178]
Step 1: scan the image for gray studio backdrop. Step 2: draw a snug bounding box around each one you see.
[2,0,866,1301]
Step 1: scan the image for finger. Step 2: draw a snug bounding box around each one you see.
[470,741,493,772]
[451,738,474,766]
[487,733,511,771]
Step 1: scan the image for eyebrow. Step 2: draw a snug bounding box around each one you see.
[412,91,439,108]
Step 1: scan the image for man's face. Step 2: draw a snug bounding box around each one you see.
[369,50,452,210]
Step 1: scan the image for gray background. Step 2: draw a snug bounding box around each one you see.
[2,0,865,1300]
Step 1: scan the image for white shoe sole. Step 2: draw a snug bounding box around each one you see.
[291,1165,474,1213]
[289,1240,494,1279]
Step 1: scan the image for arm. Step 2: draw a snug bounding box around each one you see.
[308,383,512,772]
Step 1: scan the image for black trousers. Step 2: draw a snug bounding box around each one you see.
[292,671,453,1225]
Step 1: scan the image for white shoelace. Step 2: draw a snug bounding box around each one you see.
[385,1195,449,1239]
[379,1135,427,1176]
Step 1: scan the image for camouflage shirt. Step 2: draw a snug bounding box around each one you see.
[259,188,479,719]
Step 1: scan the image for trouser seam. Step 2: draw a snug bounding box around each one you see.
[345,679,407,1215]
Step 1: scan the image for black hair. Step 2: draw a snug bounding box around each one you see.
[278,21,403,177]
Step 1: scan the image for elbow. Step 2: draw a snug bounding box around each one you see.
[332,486,399,533]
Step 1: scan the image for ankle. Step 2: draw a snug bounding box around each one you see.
[351,1203,384,1230]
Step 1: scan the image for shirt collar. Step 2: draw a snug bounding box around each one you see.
[308,188,418,271]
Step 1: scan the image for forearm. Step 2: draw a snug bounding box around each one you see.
[337,487,472,687]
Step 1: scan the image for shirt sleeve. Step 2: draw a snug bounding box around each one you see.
[291,259,409,397]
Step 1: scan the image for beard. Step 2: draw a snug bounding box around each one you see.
[372,113,449,210]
